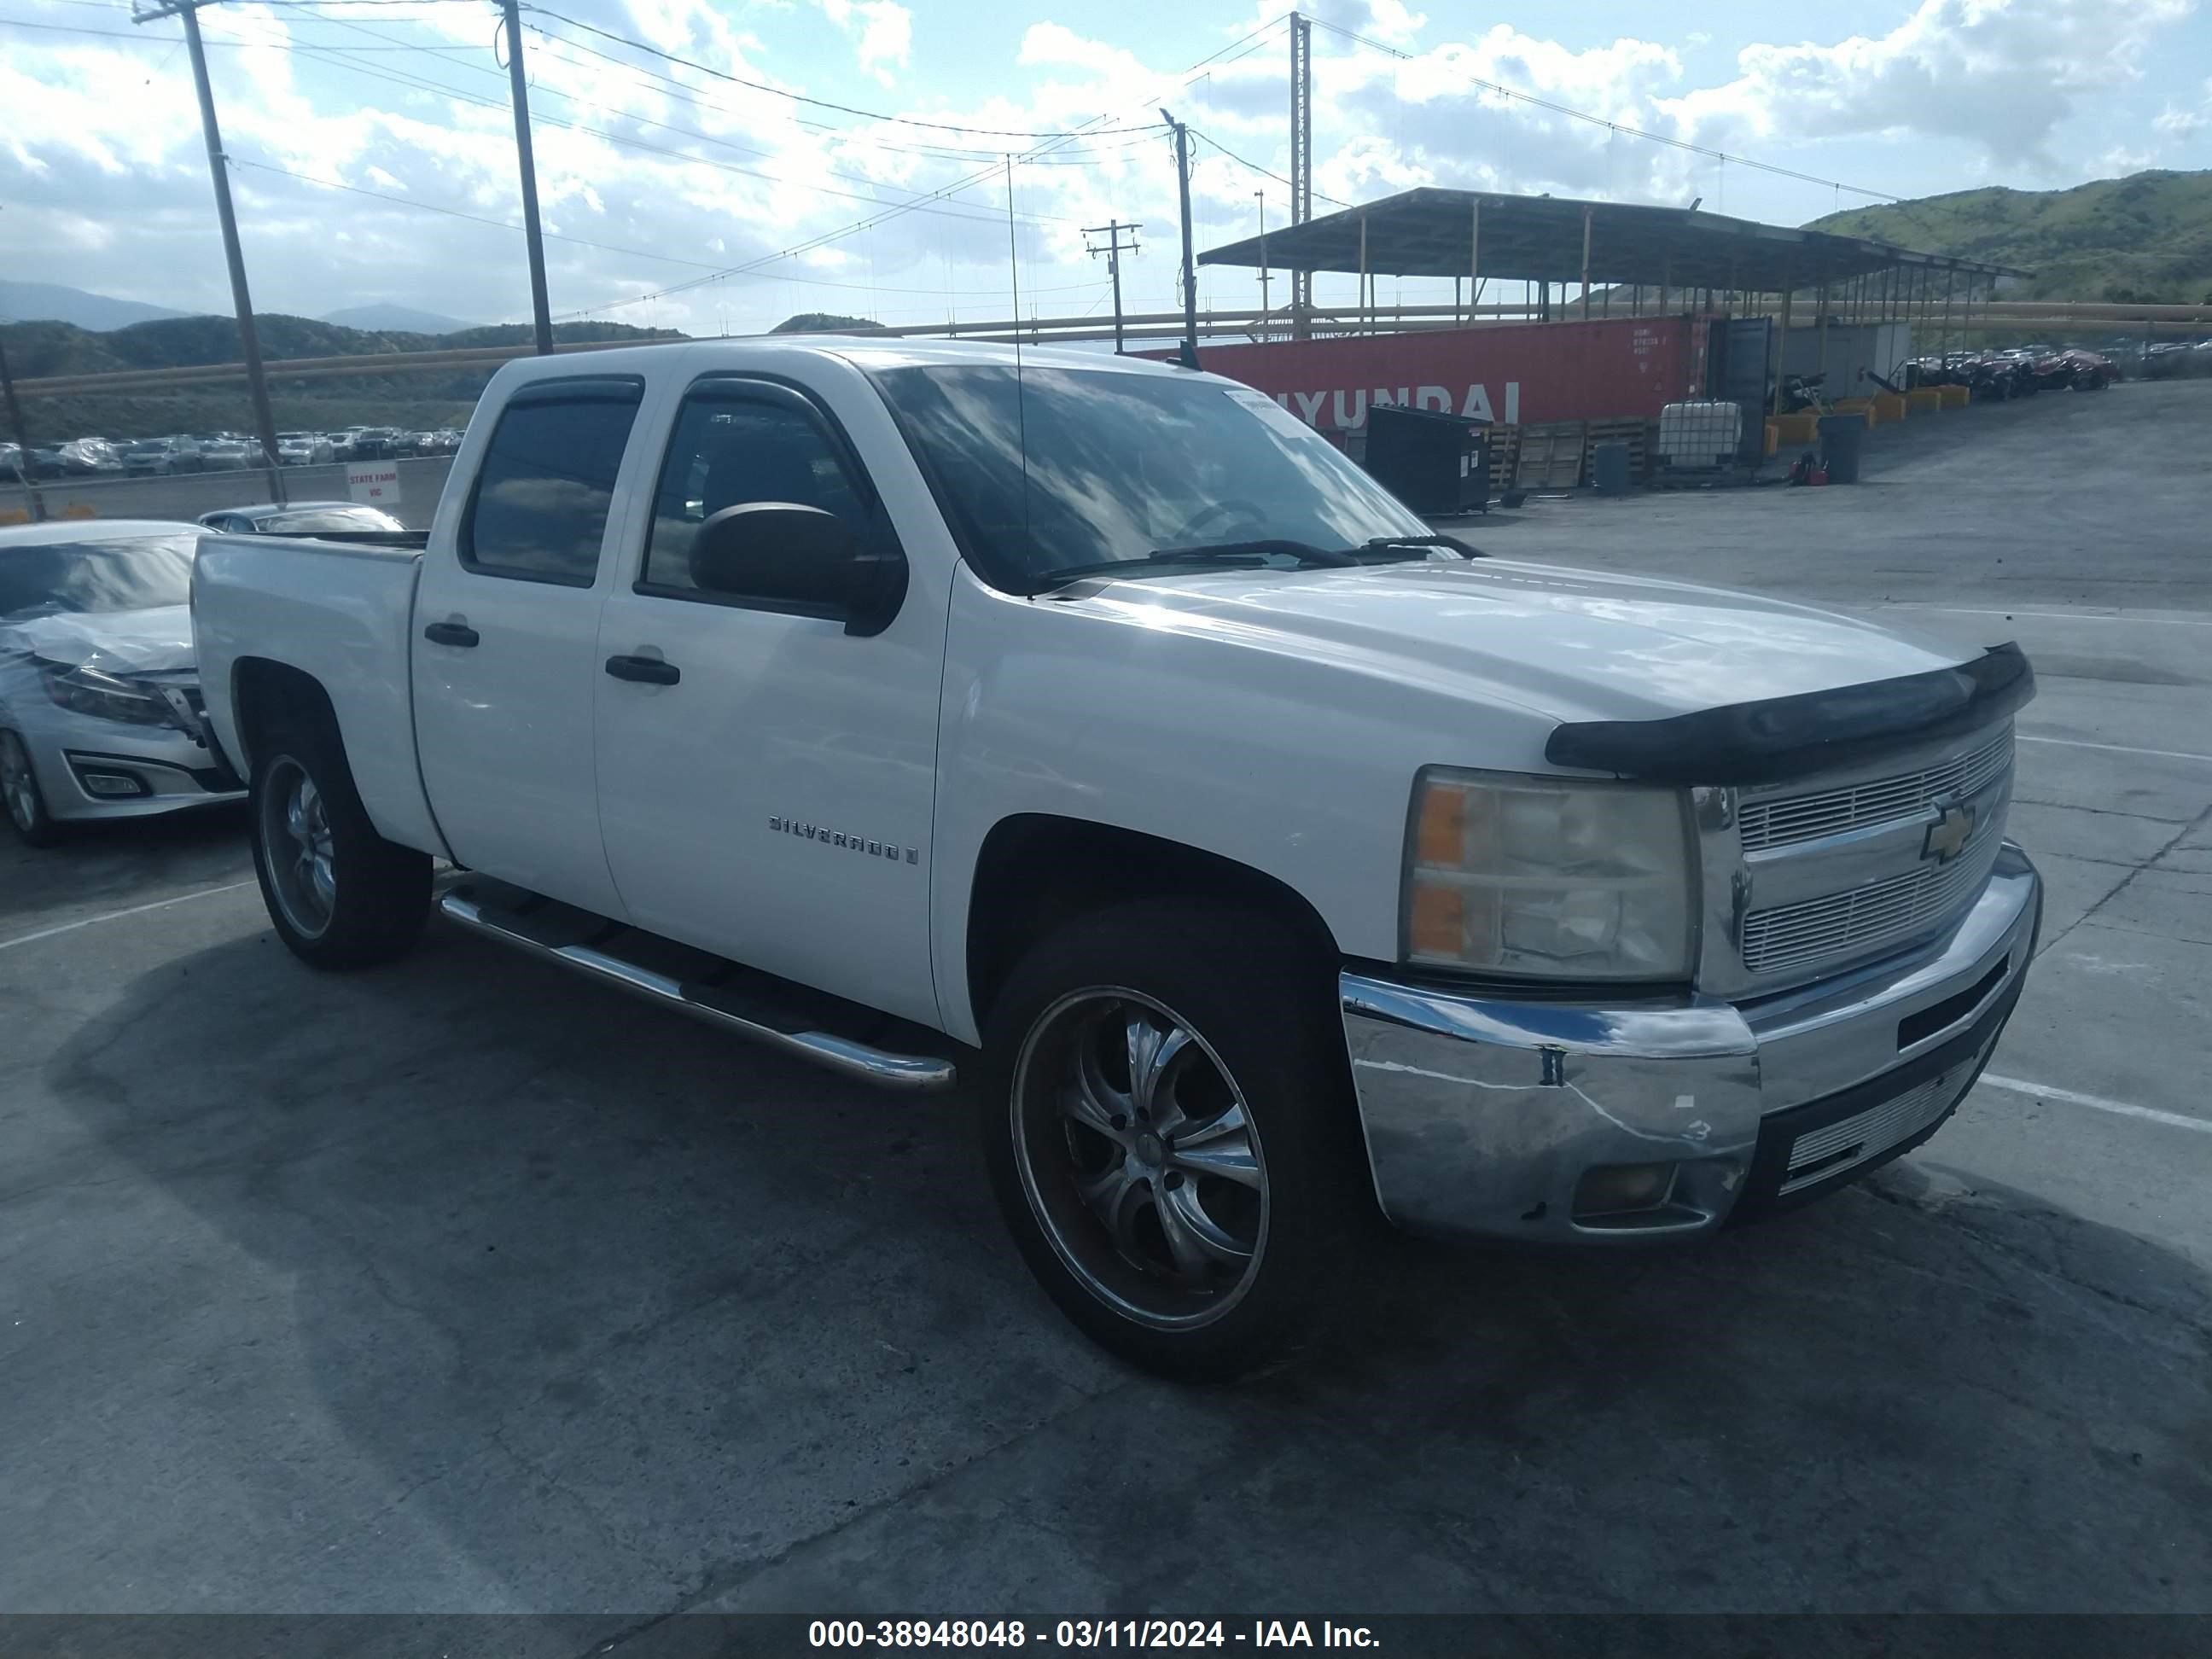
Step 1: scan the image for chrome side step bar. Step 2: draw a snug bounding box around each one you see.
[438,891,958,1093]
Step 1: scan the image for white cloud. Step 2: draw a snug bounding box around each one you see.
[819,0,911,85]
[2151,79,2212,136]
[0,0,2202,338]
[1663,0,2197,164]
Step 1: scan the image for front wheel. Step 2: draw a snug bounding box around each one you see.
[1,730,62,847]
[981,899,1374,1381]
[250,723,430,969]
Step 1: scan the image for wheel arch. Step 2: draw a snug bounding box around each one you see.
[962,813,1342,1039]
[230,657,342,775]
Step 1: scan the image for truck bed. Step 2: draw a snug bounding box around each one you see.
[191,530,444,854]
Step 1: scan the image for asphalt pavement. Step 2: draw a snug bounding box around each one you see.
[2,377,2208,1632]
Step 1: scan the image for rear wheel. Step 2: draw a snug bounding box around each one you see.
[0,730,62,847]
[981,899,1372,1381]
[250,719,430,968]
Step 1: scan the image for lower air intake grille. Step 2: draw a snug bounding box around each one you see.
[1779,1057,1978,1195]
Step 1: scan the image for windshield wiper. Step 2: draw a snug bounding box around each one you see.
[1036,539,1358,590]
[1356,533,1484,562]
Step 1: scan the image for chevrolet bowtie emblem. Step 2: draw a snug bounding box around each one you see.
[1922,800,1977,864]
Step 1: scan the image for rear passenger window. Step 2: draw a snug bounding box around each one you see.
[460,381,643,585]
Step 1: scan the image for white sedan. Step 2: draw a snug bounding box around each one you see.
[0,520,245,847]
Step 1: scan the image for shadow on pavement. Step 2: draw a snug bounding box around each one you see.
[26,919,2212,1617]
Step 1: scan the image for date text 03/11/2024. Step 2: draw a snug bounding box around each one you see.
[806,1621,1380,1649]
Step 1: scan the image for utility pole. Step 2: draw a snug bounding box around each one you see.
[135,0,285,504]
[1161,110,1200,370]
[1288,12,1313,339]
[1082,221,1142,354]
[1254,191,1270,333]
[501,0,555,355]
[0,331,48,524]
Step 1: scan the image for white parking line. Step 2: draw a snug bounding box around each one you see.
[2017,733,2212,764]
[1979,1073,2212,1136]
[1883,605,2212,629]
[0,879,257,955]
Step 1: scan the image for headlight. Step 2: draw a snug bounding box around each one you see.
[43,664,175,727]
[1404,768,1696,981]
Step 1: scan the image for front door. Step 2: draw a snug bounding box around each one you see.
[412,376,645,917]
[592,374,943,1029]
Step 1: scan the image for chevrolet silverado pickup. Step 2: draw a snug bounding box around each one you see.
[191,338,2041,1378]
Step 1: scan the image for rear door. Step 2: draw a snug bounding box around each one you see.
[411,375,645,916]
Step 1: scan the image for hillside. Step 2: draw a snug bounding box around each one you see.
[0,279,195,331]
[1807,168,2212,304]
[3,312,678,441]
[323,304,474,334]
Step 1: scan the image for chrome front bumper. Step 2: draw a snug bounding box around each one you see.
[1339,843,2040,1241]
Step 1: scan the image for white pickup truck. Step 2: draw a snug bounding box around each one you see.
[193,338,2041,1377]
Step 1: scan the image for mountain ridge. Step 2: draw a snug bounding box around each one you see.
[1806,168,2212,304]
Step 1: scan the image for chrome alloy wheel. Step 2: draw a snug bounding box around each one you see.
[1010,988,1269,1329]
[0,733,37,833]
[261,757,335,939]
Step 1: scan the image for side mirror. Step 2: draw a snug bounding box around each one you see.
[688,502,907,637]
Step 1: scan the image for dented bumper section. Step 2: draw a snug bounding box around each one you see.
[1338,843,2040,1242]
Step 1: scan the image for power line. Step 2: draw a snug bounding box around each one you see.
[1302,13,1910,207]
[227,154,1111,300]
[519,5,1167,141]
[1190,125,1349,210]
[515,21,1145,164]
[227,155,731,268]
[557,13,1297,320]
[145,11,1084,232]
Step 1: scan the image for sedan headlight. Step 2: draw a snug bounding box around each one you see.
[42,664,176,727]
[1404,768,1696,981]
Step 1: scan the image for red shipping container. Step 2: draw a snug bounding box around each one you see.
[1174,316,1694,434]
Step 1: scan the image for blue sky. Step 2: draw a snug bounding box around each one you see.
[3,0,2208,335]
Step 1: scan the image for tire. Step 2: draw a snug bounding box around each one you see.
[981,898,1375,1382]
[249,714,430,969]
[1,730,63,847]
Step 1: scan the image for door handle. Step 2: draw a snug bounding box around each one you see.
[605,654,680,685]
[422,621,480,648]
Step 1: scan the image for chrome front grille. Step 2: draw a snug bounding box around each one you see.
[1741,830,2005,976]
[1779,1054,1980,1195]
[1739,729,2012,852]
[1701,722,2017,992]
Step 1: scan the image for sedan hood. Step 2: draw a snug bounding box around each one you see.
[2,604,197,676]
[1064,558,1972,727]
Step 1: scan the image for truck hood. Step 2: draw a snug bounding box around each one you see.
[1064,558,1970,725]
[1,604,197,676]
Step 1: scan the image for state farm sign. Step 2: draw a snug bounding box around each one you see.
[346,463,401,506]
[1185,315,1695,433]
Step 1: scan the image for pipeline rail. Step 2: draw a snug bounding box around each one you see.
[12,299,2209,400]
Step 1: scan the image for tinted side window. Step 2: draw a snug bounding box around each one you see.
[461,387,642,585]
[642,392,867,597]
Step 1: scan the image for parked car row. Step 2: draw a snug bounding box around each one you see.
[325,426,461,461]
[2137,339,2212,379]
[7,426,467,483]
[1897,346,2119,399]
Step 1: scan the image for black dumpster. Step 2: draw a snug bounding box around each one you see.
[1362,404,1491,515]
[1817,413,1866,485]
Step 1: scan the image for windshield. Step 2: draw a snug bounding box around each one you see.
[872,364,1429,591]
[255,507,404,534]
[0,533,200,621]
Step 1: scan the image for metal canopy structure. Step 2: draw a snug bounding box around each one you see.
[1196,187,2029,292]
